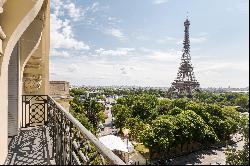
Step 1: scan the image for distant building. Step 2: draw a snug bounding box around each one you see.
[50,81,70,99]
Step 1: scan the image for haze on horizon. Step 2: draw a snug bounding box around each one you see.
[50,0,249,88]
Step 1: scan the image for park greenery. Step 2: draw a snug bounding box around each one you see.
[69,87,249,162]
[111,94,247,157]
[70,87,249,110]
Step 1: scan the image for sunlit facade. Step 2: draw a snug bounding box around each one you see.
[0,0,50,163]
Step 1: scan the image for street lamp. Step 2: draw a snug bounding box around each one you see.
[123,128,130,164]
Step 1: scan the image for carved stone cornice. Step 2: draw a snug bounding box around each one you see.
[0,0,6,14]
[0,27,6,56]
[0,26,6,39]
[0,0,6,39]
[0,1,2,13]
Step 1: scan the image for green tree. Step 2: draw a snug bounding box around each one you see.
[125,117,146,141]
[70,88,86,97]
[82,98,105,127]
[171,98,189,110]
[116,95,135,107]
[177,110,218,144]
[226,115,249,165]
[71,111,95,133]
[112,104,131,133]
[97,111,105,123]
[140,116,176,154]
[168,107,183,115]
[69,99,95,133]
[156,98,172,115]
[235,95,249,110]
[131,94,158,121]
[69,97,84,114]
[205,104,224,118]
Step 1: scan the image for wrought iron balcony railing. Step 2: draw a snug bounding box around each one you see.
[21,95,125,165]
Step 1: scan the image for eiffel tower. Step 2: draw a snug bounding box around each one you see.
[168,17,200,97]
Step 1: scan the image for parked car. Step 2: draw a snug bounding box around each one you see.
[99,123,105,131]
[111,130,117,135]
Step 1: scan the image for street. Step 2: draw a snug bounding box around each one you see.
[127,133,245,165]
[99,104,117,137]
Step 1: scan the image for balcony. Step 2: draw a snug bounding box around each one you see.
[5,95,125,165]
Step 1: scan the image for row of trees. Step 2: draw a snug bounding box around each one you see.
[193,91,249,111]
[111,94,247,157]
[70,87,249,111]
[70,87,168,98]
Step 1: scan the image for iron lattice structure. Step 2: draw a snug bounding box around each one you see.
[169,18,200,97]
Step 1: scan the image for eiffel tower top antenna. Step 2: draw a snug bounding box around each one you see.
[186,11,190,20]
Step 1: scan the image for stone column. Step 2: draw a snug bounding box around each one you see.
[0,0,6,56]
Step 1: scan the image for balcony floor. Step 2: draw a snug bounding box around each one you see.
[5,126,55,165]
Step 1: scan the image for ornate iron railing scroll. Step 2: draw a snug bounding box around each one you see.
[22,95,48,127]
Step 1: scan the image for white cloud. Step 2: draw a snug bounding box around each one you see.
[120,67,128,75]
[137,48,180,62]
[84,2,109,14]
[157,36,179,44]
[104,28,127,41]
[51,13,90,51]
[51,0,64,16]
[68,64,80,73]
[195,61,249,88]
[190,36,207,43]
[153,0,169,5]
[108,17,122,22]
[148,50,179,61]
[119,66,138,76]
[95,48,134,56]
[50,0,90,58]
[50,49,70,58]
[59,2,123,42]
[196,62,249,73]
[158,33,208,45]
[64,3,82,21]
[89,2,100,12]
[50,46,249,87]
[178,33,208,44]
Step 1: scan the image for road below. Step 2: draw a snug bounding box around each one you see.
[169,135,244,165]
[99,104,117,137]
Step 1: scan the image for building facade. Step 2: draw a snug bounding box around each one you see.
[0,0,50,163]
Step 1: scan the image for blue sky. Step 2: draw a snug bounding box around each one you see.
[50,0,249,88]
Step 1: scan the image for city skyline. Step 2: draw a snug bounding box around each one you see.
[50,0,249,88]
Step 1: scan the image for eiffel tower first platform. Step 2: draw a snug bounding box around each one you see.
[168,18,200,97]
